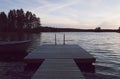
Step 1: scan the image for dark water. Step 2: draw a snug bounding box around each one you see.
[0,32,120,78]
[0,33,33,61]
[32,32,120,77]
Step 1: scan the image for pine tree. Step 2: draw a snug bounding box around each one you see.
[8,9,17,31]
[16,9,25,31]
[0,9,41,32]
[0,12,8,32]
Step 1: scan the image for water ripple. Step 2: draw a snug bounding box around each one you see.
[35,32,120,77]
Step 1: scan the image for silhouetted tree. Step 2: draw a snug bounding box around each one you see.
[16,9,25,31]
[118,27,120,30]
[0,9,41,32]
[24,11,41,31]
[117,27,120,32]
[0,12,8,32]
[8,9,17,31]
[95,27,101,32]
[25,11,32,30]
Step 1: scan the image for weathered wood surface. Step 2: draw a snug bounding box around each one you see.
[24,44,96,79]
[24,45,95,63]
[31,59,85,79]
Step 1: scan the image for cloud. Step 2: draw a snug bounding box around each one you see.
[47,0,80,12]
[20,0,120,29]
[32,0,81,13]
[1,0,120,29]
[31,0,82,28]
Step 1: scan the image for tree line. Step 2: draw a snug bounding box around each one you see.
[0,9,41,32]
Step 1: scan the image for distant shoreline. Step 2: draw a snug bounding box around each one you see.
[0,27,120,33]
[35,27,120,32]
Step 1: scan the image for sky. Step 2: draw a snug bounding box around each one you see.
[0,0,120,29]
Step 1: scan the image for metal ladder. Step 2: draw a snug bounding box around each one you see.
[55,34,66,45]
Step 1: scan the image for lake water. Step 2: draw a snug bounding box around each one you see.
[0,32,119,78]
[32,32,120,77]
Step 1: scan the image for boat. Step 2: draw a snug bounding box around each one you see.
[0,40,31,53]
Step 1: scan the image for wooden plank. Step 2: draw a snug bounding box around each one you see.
[31,59,85,79]
[24,44,95,63]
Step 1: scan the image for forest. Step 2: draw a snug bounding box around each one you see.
[1,9,120,33]
[0,9,41,32]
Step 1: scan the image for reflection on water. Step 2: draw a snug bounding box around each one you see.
[0,32,41,61]
[0,52,28,61]
[0,32,33,41]
[34,32,120,77]
[0,32,120,77]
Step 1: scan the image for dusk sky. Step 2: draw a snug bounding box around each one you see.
[1,0,120,29]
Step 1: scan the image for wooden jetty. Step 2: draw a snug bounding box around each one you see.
[24,44,96,79]
[31,59,84,79]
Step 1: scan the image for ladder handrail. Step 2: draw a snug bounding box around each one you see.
[63,34,65,45]
[55,34,66,45]
[55,34,57,45]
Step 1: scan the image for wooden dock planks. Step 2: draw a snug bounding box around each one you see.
[24,44,95,63]
[24,44,96,79]
[31,59,85,79]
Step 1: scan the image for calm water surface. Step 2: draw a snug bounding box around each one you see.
[33,32,120,77]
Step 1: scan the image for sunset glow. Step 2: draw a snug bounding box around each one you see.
[1,0,120,29]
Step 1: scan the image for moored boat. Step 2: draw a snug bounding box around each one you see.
[0,40,31,53]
